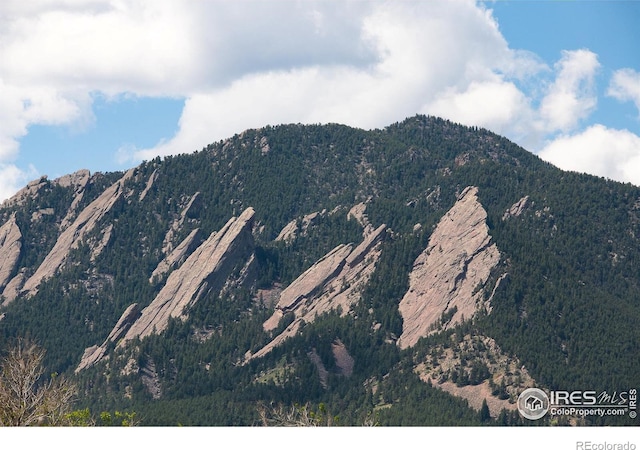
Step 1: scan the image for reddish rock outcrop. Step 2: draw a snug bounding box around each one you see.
[397,186,500,349]
[275,210,325,243]
[0,213,22,297]
[53,169,91,190]
[55,170,91,230]
[90,224,113,262]
[138,169,158,202]
[21,169,135,297]
[30,208,54,222]
[75,303,141,373]
[149,228,202,283]
[161,192,201,253]
[250,224,386,361]
[414,333,535,417]
[347,202,374,235]
[1,271,26,307]
[118,207,256,346]
[332,339,354,377]
[502,195,530,220]
[1,176,48,207]
[76,208,256,371]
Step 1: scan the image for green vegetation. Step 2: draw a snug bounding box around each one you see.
[1,115,639,425]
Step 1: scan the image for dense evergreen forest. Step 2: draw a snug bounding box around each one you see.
[0,115,638,426]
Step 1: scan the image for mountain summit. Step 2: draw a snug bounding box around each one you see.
[1,116,638,425]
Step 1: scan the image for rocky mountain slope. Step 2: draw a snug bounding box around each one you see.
[0,115,638,426]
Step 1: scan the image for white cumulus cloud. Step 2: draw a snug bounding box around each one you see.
[0,163,39,203]
[538,49,600,133]
[608,68,640,117]
[538,125,640,185]
[426,79,534,141]
[0,0,638,199]
[134,0,547,161]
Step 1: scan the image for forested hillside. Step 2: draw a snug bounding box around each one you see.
[0,116,638,426]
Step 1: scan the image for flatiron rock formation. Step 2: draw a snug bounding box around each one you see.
[55,169,91,230]
[138,169,158,202]
[397,186,500,349]
[0,214,22,299]
[161,192,202,254]
[347,202,374,235]
[1,176,48,208]
[1,270,26,307]
[21,169,135,297]
[149,228,202,283]
[75,303,141,372]
[76,208,256,371]
[250,224,386,360]
[118,207,256,346]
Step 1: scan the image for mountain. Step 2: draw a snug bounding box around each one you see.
[0,115,638,426]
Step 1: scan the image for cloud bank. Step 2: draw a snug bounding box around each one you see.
[1,0,639,199]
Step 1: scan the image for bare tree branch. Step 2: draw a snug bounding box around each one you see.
[0,339,77,426]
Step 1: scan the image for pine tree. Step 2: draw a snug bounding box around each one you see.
[479,399,491,422]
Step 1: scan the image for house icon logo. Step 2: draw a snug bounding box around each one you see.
[517,388,549,420]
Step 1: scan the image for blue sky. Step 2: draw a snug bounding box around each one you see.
[18,95,183,179]
[491,0,640,130]
[1,0,640,200]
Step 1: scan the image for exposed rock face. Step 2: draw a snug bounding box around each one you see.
[118,207,256,346]
[140,358,162,399]
[180,192,202,219]
[397,186,500,349]
[31,208,54,222]
[308,349,330,388]
[21,169,135,297]
[150,228,202,283]
[347,202,373,235]
[259,135,270,155]
[306,339,356,389]
[53,169,91,190]
[275,210,325,243]
[0,214,22,293]
[162,192,201,253]
[55,170,91,230]
[75,303,141,373]
[76,208,256,371]
[251,224,386,360]
[138,169,158,202]
[1,271,26,307]
[275,219,299,243]
[502,195,530,220]
[90,224,113,262]
[75,346,105,374]
[107,303,142,344]
[263,244,353,331]
[1,176,48,207]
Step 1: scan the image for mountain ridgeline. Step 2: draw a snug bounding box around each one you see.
[0,116,639,426]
